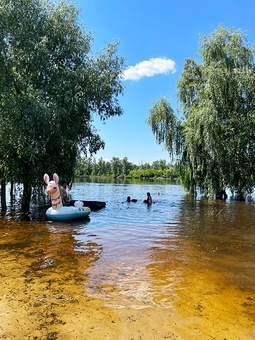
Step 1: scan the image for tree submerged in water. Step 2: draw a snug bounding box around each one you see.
[0,0,125,211]
[148,25,255,200]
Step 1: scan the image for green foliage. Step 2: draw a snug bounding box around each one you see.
[180,25,255,197]
[0,0,125,209]
[147,96,183,160]
[74,156,179,181]
[148,25,255,198]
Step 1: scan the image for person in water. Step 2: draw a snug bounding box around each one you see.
[144,192,152,204]
[60,181,68,204]
[219,186,228,200]
[126,196,137,203]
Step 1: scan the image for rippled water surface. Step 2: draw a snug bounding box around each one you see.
[71,182,255,305]
[1,180,255,339]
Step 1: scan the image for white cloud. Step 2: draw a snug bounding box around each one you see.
[122,57,176,81]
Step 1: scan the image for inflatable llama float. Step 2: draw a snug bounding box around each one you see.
[43,173,90,220]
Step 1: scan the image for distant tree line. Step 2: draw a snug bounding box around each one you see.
[74,156,180,181]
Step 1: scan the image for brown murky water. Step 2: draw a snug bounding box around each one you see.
[0,182,255,339]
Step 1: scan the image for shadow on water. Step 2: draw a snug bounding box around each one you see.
[176,197,255,290]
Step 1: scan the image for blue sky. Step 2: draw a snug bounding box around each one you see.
[76,0,255,165]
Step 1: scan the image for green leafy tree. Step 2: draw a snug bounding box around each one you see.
[121,157,132,176]
[97,157,107,176]
[74,154,87,176]
[91,158,98,176]
[152,159,167,170]
[178,25,255,198]
[0,0,125,210]
[147,96,183,161]
[111,157,122,177]
[84,157,93,176]
[139,162,151,170]
[103,160,112,176]
[148,25,255,199]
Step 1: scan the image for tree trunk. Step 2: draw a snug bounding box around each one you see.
[10,182,14,205]
[1,179,7,211]
[21,182,32,212]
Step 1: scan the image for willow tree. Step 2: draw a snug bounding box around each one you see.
[0,0,125,211]
[179,25,255,198]
[148,25,255,198]
[147,96,183,158]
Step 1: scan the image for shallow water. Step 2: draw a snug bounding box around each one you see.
[1,181,255,339]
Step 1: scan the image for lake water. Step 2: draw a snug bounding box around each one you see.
[1,180,255,339]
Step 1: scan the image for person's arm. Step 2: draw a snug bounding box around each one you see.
[60,186,67,203]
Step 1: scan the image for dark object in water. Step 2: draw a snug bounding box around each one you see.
[126,196,137,203]
[217,187,228,200]
[68,200,106,211]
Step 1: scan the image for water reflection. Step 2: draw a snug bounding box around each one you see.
[177,198,255,292]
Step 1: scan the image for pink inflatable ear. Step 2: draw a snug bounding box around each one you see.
[53,173,59,184]
[43,174,49,184]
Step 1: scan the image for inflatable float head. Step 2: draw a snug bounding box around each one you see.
[43,173,62,209]
[74,200,84,208]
